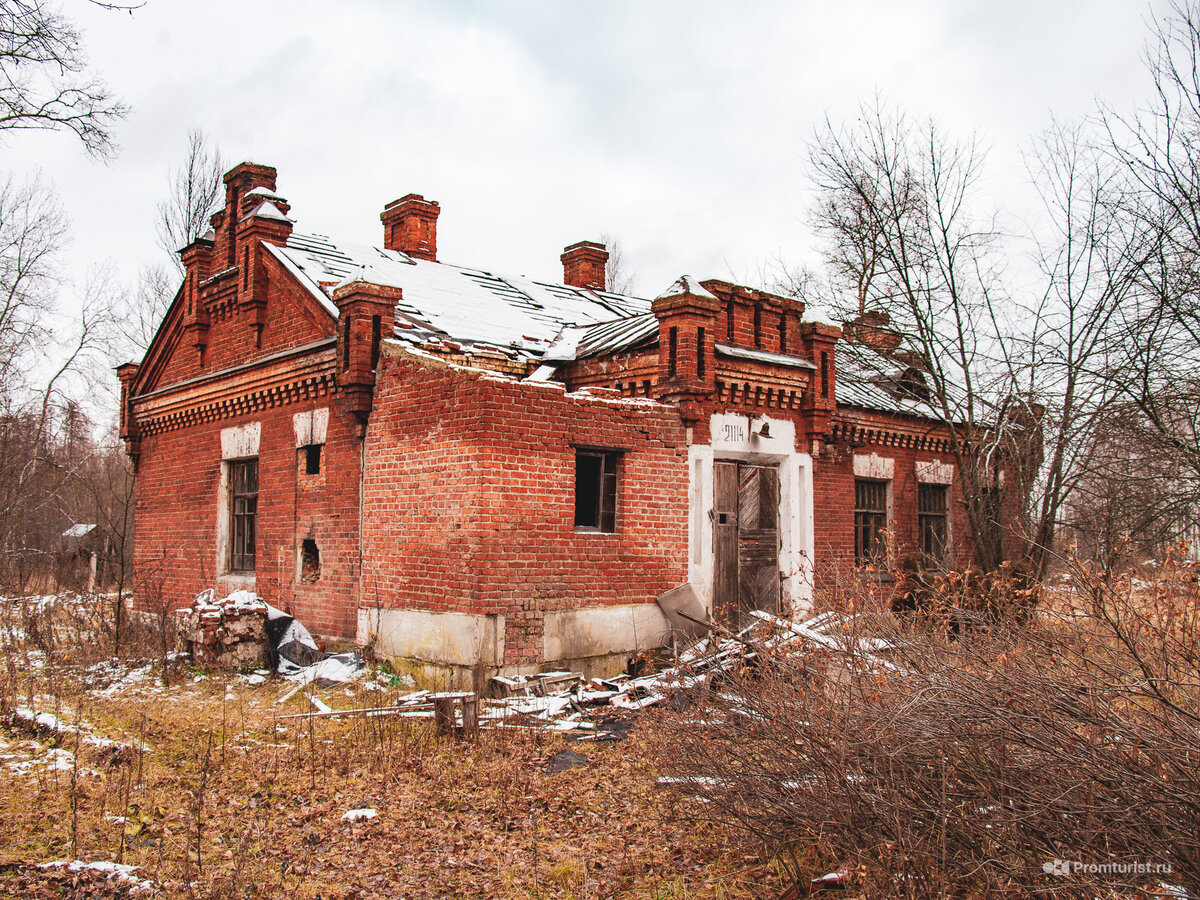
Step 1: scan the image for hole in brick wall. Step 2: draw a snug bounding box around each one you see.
[301,539,320,582]
[304,444,322,475]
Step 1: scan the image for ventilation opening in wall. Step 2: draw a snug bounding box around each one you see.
[304,444,322,475]
[300,539,320,582]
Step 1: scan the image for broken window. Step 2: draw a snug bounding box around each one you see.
[300,538,320,582]
[854,479,888,566]
[918,483,948,559]
[303,443,322,475]
[230,459,258,572]
[574,450,619,533]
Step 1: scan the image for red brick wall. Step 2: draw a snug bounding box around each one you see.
[361,350,690,666]
[153,264,333,392]
[812,423,972,592]
[132,399,363,638]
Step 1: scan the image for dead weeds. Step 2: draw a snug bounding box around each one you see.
[0,655,780,899]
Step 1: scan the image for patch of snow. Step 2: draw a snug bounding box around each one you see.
[9,746,76,775]
[341,807,377,822]
[39,859,151,890]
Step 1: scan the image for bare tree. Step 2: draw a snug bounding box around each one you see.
[0,172,64,396]
[1008,121,1145,579]
[807,101,1017,573]
[1095,0,1200,558]
[0,0,130,158]
[156,128,225,273]
[600,232,637,295]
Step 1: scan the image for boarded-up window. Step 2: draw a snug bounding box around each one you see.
[230,459,258,572]
[918,483,948,558]
[854,479,888,566]
[574,451,619,533]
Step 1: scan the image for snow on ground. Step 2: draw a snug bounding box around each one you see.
[38,859,152,891]
[3,742,80,777]
[85,658,159,697]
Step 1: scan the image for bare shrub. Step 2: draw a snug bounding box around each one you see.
[651,562,1199,898]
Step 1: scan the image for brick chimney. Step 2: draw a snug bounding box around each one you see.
[333,278,400,428]
[381,194,439,261]
[843,310,903,353]
[561,241,608,290]
[216,163,278,269]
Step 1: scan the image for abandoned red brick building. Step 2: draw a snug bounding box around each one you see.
[119,162,973,676]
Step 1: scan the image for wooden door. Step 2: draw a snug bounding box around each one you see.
[713,462,781,627]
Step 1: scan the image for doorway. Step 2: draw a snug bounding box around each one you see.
[713,461,781,627]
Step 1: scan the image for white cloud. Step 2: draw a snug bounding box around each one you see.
[0,0,1173,340]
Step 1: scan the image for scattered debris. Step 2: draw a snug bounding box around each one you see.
[279,651,365,686]
[267,608,900,742]
[549,748,589,773]
[266,604,323,667]
[178,589,368,684]
[176,589,269,669]
[656,582,709,640]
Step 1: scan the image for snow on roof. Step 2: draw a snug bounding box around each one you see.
[244,186,286,201]
[275,232,651,357]
[714,342,816,370]
[801,304,838,326]
[656,275,718,301]
[60,524,96,539]
[242,200,293,223]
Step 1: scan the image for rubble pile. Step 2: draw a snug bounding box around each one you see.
[476,609,902,732]
[286,609,900,739]
[177,589,269,669]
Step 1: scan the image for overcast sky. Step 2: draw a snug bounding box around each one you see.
[3,0,1176,339]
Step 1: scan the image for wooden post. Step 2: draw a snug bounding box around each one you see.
[433,696,456,737]
[461,694,479,740]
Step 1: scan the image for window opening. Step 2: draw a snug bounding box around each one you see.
[854,478,888,566]
[697,327,706,378]
[821,351,830,397]
[668,326,678,378]
[303,444,322,475]
[918,483,948,558]
[753,304,762,348]
[342,318,350,370]
[574,451,619,533]
[726,302,735,342]
[230,459,258,572]
[300,538,320,582]
[779,312,787,353]
[370,314,382,369]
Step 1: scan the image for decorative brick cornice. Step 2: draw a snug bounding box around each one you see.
[138,373,335,436]
[831,419,952,454]
[132,342,337,437]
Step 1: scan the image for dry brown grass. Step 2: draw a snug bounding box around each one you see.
[0,598,781,899]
